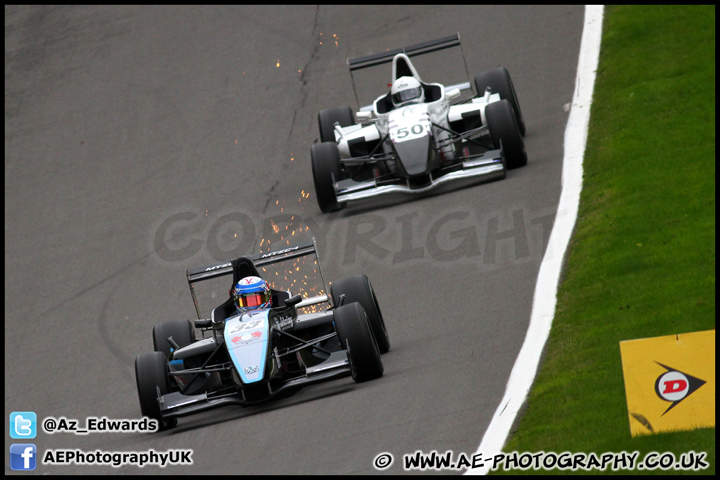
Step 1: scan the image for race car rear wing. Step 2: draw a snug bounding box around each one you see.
[347,33,471,108]
[348,34,462,71]
[252,239,318,268]
[185,238,330,318]
[186,239,317,283]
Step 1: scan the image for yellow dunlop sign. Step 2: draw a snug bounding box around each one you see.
[619,329,715,436]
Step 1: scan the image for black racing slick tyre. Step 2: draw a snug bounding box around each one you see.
[331,274,389,354]
[475,68,526,136]
[485,100,527,169]
[311,142,346,213]
[318,106,356,144]
[153,319,195,359]
[135,351,177,430]
[334,303,383,383]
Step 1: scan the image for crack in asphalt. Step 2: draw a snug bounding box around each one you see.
[262,179,281,214]
[285,5,321,141]
[263,5,321,216]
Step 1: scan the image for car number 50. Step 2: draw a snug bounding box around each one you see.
[393,123,428,142]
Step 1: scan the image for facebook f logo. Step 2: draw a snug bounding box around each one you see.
[10,412,37,439]
[10,444,37,471]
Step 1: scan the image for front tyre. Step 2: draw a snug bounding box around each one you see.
[334,303,383,383]
[135,351,177,430]
[485,99,527,169]
[475,68,526,136]
[153,319,195,359]
[331,274,389,354]
[311,142,346,213]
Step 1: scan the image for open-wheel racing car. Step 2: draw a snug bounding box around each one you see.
[311,33,527,213]
[134,239,389,430]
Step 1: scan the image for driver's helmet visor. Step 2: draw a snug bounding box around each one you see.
[392,86,423,105]
[236,292,270,309]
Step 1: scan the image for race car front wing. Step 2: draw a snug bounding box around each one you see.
[158,351,351,418]
[335,148,506,203]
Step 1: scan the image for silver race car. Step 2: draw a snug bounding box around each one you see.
[311,34,527,212]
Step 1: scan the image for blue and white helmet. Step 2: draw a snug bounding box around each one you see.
[232,276,271,312]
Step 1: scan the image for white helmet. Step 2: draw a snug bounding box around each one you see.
[391,76,424,107]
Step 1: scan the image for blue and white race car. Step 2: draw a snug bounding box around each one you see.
[134,239,388,430]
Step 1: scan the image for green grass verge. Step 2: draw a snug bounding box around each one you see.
[496,5,715,475]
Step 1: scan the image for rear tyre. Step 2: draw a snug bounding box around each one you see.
[334,303,383,383]
[318,106,355,143]
[135,352,177,430]
[311,142,346,213]
[485,100,527,169]
[331,274,389,354]
[475,68,526,136]
[153,319,195,359]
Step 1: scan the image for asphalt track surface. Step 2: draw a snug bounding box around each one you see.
[5,5,584,475]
